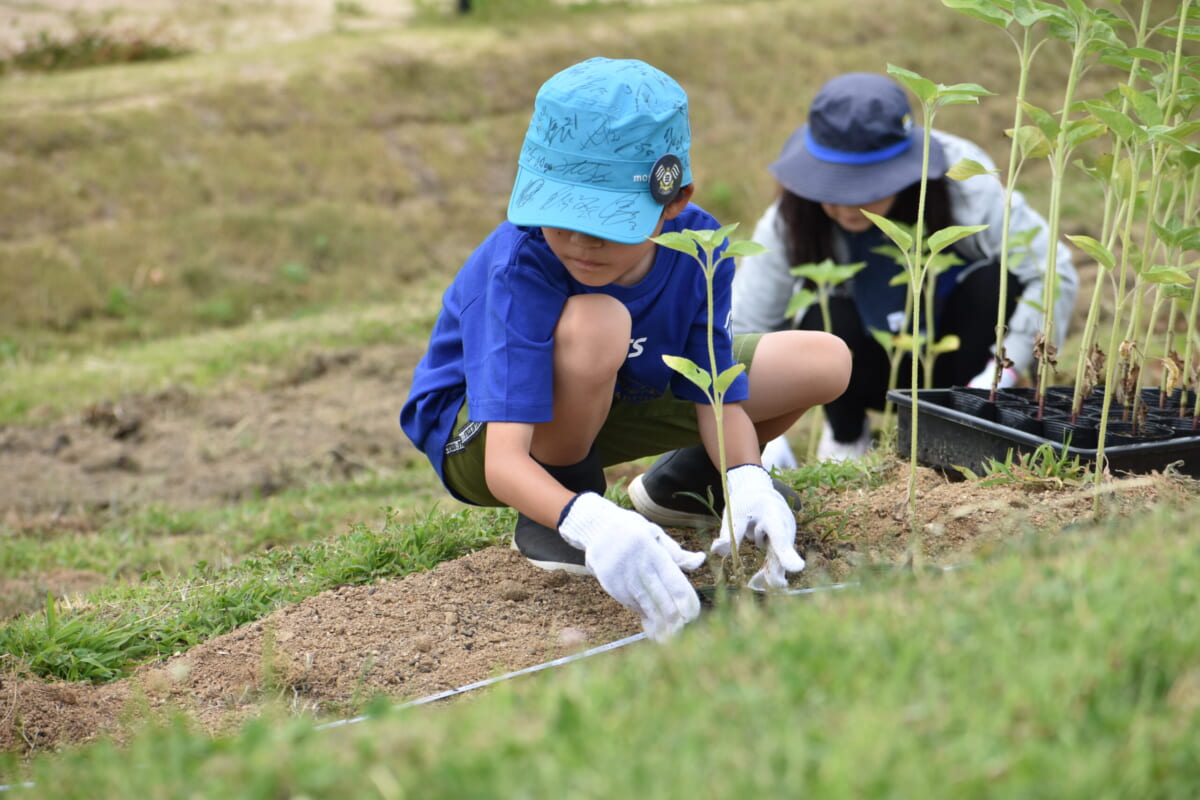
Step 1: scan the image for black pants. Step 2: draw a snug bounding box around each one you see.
[798,260,1022,442]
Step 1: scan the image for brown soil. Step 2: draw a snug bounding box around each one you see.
[1,332,1194,756]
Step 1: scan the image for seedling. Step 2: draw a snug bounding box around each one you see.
[864,63,989,559]
[652,224,766,586]
[787,258,865,459]
[942,0,1058,400]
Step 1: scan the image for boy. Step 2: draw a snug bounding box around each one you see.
[400,57,851,641]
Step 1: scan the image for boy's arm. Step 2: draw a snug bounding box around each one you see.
[695,402,761,468]
[484,422,576,527]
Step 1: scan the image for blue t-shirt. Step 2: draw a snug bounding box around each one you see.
[399,203,748,491]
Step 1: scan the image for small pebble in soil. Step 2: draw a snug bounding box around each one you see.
[557,627,589,649]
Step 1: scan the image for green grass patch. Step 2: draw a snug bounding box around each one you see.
[0,468,448,585]
[0,505,511,683]
[11,502,1200,797]
[2,0,1129,360]
[0,298,440,423]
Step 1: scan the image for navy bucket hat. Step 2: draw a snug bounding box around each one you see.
[768,72,946,206]
[507,57,693,245]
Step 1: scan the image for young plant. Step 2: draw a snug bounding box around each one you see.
[942,0,1060,400]
[786,258,865,460]
[652,224,766,587]
[1010,3,1117,416]
[786,258,866,332]
[864,64,989,559]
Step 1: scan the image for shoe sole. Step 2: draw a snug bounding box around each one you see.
[627,474,718,529]
[509,538,590,576]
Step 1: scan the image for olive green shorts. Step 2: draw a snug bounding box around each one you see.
[442,333,764,506]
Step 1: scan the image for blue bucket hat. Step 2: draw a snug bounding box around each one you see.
[507,57,693,245]
[768,72,946,206]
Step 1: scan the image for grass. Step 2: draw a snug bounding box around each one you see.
[0,468,448,583]
[0,297,442,423]
[0,0,1133,362]
[0,505,511,683]
[7,501,1200,797]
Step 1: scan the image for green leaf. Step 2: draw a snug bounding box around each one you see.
[870,329,898,352]
[1012,0,1056,26]
[886,64,937,103]
[724,240,767,258]
[1063,119,1107,149]
[650,232,699,258]
[1065,234,1116,270]
[1140,266,1193,285]
[945,158,994,181]
[1162,284,1193,302]
[714,363,746,394]
[1082,100,1136,141]
[790,258,866,287]
[928,224,989,254]
[862,211,913,252]
[930,334,962,355]
[936,82,992,107]
[927,250,964,275]
[1118,84,1164,127]
[1019,100,1060,140]
[941,0,1011,27]
[785,288,818,318]
[1011,124,1052,159]
[661,354,711,392]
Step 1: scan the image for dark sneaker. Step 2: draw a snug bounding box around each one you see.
[628,472,721,529]
[629,470,803,529]
[512,514,589,575]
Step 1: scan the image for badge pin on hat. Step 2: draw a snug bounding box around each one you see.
[649,154,683,206]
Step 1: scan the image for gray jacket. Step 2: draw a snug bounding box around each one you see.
[731,130,1077,377]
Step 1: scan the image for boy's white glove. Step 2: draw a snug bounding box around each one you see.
[967,359,1019,390]
[712,464,805,590]
[559,492,705,642]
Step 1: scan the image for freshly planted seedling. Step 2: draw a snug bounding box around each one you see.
[865,63,989,556]
[787,258,866,459]
[786,259,866,332]
[652,224,766,586]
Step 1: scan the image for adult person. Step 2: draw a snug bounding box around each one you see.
[732,72,1076,462]
[401,58,851,641]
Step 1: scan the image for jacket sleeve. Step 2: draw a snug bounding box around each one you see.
[938,131,1077,377]
[731,202,801,335]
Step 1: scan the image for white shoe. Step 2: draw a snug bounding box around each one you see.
[760,434,798,471]
[816,419,871,462]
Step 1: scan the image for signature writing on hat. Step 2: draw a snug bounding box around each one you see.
[514,180,642,234]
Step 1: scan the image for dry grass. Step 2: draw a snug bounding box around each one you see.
[0,0,1156,364]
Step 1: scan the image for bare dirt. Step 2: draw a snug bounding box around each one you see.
[2,327,1194,756]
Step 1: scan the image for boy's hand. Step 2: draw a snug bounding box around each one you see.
[559,492,704,642]
[712,464,806,590]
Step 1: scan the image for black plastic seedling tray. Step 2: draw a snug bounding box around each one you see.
[888,388,1200,478]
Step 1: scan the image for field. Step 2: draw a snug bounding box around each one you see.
[2,0,1199,796]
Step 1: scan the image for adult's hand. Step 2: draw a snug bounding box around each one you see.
[712,464,805,590]
[559,492,705,641]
